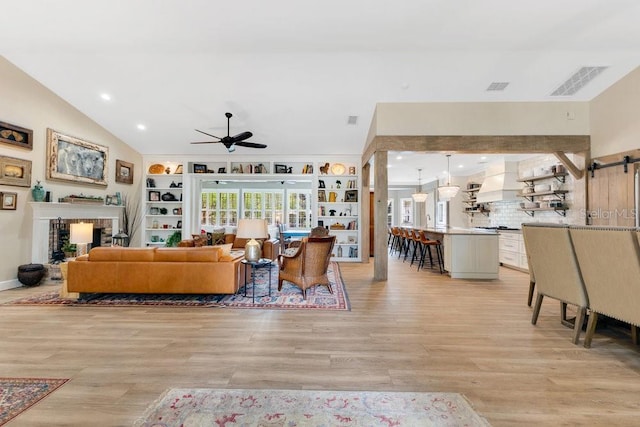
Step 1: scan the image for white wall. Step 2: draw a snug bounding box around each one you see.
[590,67,640,157]
[0,56,142,285]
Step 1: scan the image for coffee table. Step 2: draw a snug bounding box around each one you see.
[241,258,273,302]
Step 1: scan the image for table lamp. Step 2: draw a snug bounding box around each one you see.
[236,218,268,262]
[70,222,94,257]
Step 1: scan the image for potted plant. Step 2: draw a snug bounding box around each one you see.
[61,238,77,259]
[165,230,182,247]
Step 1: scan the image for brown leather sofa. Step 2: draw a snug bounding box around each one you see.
[224,234,280,260]
[67,246,245,295]
[180,233,280,260]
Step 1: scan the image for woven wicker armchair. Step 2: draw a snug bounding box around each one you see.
[278,235,336,299]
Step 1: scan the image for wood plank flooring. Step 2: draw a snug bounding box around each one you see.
[1,257,639,426]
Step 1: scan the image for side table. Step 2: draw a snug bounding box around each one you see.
[241,259,273,303]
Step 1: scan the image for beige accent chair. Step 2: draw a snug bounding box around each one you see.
[569,226,640,348]
[522,224,589,344]
[278,235,336,299]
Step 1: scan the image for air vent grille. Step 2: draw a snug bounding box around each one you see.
[551,66,608,96]
[486,82,509,91]
[347,115,358,125]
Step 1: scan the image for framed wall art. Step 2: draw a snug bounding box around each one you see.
[0,121,33,150]
[0,192,17,210]
[344,190,358,202]
[115,159,134,184]
[47,128,108,186]
[193,163,207,173]
[0,155,32,187]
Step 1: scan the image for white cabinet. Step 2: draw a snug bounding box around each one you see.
[443,233,499,279]
[143,163,184,246]
[499,231,528,271]
[316,163,360,262]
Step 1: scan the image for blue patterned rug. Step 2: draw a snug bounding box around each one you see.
[0,378,68,426]
[7,262,349,311]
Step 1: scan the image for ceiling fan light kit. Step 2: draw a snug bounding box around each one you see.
[191,112,267,152]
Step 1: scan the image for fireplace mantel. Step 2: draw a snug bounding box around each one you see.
[30,202,123,264]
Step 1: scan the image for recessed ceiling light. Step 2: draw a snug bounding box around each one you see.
[458,164,464,168]
[480,156,487,160]
[387,164,392,168]
[137,124,146,130]
[100,93,111,101]
[396,155,402,160]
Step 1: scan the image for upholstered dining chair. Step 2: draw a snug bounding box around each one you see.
[522,223,589,345]
[278,235,336,299]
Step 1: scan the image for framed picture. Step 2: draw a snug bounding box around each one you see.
[150,207,160,215]
[275,164,289,174]
[46,128,108,186]
[115,159,134,184]
[176,220,182,229]
[193,163,207,173]
[0,155,32,187]
[345,190,358,202]
[217,167,226,173]
[318,190,326,202]
[0,121,33,150]
[174,164,183,174]
[0,192,17,210]
[149,190,161,201]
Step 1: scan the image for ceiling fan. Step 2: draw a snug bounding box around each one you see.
[191,112,267,152]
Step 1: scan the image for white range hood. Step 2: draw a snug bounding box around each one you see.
[476,161,521,203]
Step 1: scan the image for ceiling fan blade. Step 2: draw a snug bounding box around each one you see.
[195,129,221,139]
[229,131,253,142]
[190,141,223,144]
[235,141,267,149]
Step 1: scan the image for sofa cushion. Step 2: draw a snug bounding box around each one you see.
[155,247,220,262]
[88,247,156,262]
[213,243,233,257]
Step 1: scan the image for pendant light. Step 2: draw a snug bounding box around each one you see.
[411,168,427,203]
[437,154,460,201]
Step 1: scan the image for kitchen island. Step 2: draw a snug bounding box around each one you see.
[420,227,499,279]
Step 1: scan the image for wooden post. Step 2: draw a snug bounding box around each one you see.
[361,162,371,264]
[374,151,388,281]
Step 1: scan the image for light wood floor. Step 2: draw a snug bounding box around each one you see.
[1,257,639,426]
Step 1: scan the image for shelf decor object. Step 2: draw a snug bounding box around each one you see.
[438,154,460,200]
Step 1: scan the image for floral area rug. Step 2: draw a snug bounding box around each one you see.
[0,378,68,426]
[5,262,349,311]
[134,388,491,427]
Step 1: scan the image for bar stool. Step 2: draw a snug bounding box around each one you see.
[416,230,444,273]
[405,228,421,264]
[389,227,402,255]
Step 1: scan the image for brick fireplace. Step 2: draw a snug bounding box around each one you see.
[30,202,123,264]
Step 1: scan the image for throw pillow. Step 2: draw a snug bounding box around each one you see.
[284,247,299,256]
[210,231,225,245]
[212,243,233,257]
[191,234,206,247]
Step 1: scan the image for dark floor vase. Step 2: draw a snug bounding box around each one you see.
[17,264,46,286]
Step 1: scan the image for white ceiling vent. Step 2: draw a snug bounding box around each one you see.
[551,66,608,96]
[486,82,509,91]
[347,115,358,125]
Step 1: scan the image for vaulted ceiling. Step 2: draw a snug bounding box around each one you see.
[2,1,640,183]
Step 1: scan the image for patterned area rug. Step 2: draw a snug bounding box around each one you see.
[0,378,68,426]
[134,389,490,427]
[6,262,349,311]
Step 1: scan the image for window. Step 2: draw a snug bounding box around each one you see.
[400,198,413,225]
[201,190,239,227]
[287,190,312,228]
[387,199,394,226]
[242,190,284,225]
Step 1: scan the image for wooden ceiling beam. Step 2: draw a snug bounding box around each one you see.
[369,135,590,154]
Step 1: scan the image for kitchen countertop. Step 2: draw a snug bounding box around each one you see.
[419,226,499,236]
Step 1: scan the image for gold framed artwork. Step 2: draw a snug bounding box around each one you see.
[46,128,108,186]
[0,192,17,210]
[115,159,134,184]
[0,121,33,150]
[0,155,32,187]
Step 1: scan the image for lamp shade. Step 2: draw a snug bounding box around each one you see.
[437,185,460,201]
[236,219,268,239]
[70,222,93,244]
[411,192,428,203]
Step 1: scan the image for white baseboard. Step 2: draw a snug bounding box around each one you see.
[0,279,21,291]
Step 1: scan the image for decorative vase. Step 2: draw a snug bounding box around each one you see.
[32,181,45,202]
